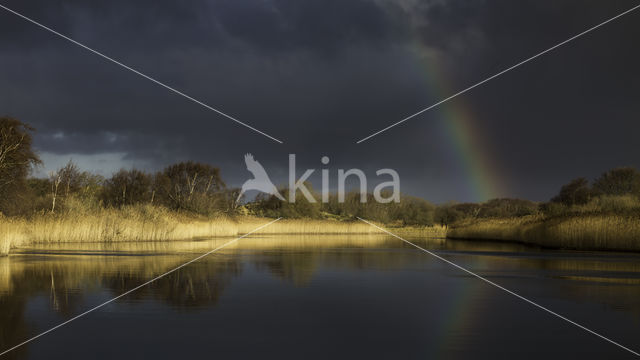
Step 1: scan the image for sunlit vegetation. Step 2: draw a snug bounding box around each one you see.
[0,208,404,255]
[448,214,640,251]
[1,117,638,253]
[0,118,448,255]
[448,168,640,251]
[0,214,447,255]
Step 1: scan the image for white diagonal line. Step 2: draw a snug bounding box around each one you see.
[0,217,282,357]
[0,3,283,144]
[356,217,640,357]
[356,3,640,144]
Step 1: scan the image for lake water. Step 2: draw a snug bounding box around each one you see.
[1,234,639,359]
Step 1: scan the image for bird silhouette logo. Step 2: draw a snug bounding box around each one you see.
[236,153,285,204]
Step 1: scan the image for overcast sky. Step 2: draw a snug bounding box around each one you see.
[1,0,639,203]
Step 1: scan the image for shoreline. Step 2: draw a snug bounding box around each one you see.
[0,208,445,256]
[3,209,639,255]
[447,214,640,252]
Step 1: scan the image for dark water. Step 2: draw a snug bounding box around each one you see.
[1,235,639,359]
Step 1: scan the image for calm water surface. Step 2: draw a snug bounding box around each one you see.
[1,235,639,359]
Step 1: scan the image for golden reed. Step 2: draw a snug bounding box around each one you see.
[0,205,449,255]
[448,215,640,252]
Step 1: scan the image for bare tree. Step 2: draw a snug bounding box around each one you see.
[57,160,81,197]
[154,162,226,214]
[187,172,198,201]
[49,171,62,213]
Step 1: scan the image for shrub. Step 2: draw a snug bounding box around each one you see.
[551,177,591,206]
[102,169,152,207]
[435,205,463,226]
[593,167,640,197]
[250,183,322,219]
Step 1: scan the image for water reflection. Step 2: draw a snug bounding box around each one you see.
[1,235,640,359]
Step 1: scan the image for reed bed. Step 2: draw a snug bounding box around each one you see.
[390,225,447,238]
[448,214,640,251]
[0,218,28,256]
[1,206,446,255]
[15,206,237,244]
[0,206,237,255]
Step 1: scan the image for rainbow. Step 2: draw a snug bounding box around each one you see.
[409,46,508,202]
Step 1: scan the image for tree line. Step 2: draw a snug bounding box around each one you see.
[2,117,639,224]
[0,117,443,224]
[26,159,235,216]
[551,168,640,206]
[0,117,235,217]
[435,167,640,223]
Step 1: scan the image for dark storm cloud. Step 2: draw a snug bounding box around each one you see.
[0,0,396,53]
[1,0,639,202]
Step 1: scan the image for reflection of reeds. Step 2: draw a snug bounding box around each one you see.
[0,234,420,295]
[0,257,10,291]
[237,218,382,235]
[0,206,448,255]
[12,234,397,255]
[448,215,640,251]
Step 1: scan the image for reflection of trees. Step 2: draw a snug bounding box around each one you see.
[252,246,425,287]
[249,241,640,322]
[2,236,640,359]
[100,260,242,308]
[150,264,238,308]
[0,254,243,357]
[256,252,319,286]
[0,263,88,360]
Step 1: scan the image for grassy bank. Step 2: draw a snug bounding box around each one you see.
[1,205,449,255]
[3,203,637,254]
[447,214,640,252]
